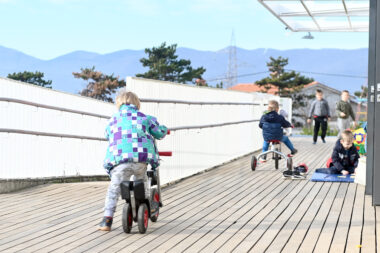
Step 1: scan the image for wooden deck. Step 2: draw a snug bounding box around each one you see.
[0,137,378,253]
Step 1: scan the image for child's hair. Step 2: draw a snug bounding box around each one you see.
[316,89,323,94]
[115,89,141,110]
[342,90,349,94]
[268,100,279,111]
[341,130,354,142]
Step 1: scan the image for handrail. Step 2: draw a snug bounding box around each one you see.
[140,98,260,106]
[0,97,261,119]
[170,119,260,131]
[0,119,259,140]
[0,97,110,119]
[0,128,107,141]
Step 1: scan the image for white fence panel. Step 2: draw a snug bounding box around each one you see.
[126,77,281,184]
[0,77,290,186]
[0,77,113,179]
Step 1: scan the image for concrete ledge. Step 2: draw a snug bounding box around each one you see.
[0,175,110,193]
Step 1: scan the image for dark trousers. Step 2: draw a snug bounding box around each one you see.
[313,116,328,142]
[316,167,340,174]
[316,166,354,174]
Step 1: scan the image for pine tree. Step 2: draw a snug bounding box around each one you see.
[7,71,52,88]
[256,56,314,97]
[136,42,206,84]
[73,67,125,102]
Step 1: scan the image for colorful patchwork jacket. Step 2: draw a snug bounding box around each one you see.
[103,104,168,174]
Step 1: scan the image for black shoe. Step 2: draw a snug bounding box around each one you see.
[292,170,306,180]
[98,216,113,231]
[291,149,298,155]
[282,170,293,179]
[322,139,326,143]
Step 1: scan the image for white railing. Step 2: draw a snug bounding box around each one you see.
[0,77,291,186]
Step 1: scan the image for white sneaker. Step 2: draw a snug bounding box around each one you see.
[259,157,267,163]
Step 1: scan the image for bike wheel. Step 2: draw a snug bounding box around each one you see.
[122,203,133,233]
[251,156,257,171]
[137,203,149,234]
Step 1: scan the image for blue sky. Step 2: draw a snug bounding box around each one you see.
[0,0,369,60]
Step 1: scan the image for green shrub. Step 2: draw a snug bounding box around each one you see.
[301,125,339,136]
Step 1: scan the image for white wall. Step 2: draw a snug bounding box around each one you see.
[0,77,113,179]
[0,77,289,186]
[127,77,282,184]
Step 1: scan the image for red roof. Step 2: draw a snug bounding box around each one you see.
[229,81,319,94]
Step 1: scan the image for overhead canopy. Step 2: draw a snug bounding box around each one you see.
[258,0,369,32]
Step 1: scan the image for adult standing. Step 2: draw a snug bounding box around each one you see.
[307,89,331,144]
[336,90,356,138]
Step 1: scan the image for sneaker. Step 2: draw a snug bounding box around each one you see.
[259,157,267,163]
[98,216,113,231]
[294,164,308,175]
[292,170,306,180]
[291,149,298,155]
[282,170,293,179]
[259,155,267,163]
[322,139,326,143]
[312,142,316,145]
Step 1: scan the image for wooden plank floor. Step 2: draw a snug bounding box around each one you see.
[0,137,378,253]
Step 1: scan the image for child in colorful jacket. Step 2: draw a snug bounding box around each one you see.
[99,89,168,231]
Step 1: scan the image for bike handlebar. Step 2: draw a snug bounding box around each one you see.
[158,151,172,156]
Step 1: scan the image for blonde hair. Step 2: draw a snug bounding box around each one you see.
[115,89,140,110]
[341,130,354,142]
[268,100,279,111]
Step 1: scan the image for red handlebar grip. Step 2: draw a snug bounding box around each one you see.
[167,129,170,135]
[159,151,172,156]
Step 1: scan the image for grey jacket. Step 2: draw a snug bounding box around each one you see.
[308,99,331,118]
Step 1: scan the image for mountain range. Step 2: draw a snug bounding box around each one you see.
[0,45,368,95]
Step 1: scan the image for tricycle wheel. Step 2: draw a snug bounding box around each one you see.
[251,156,257,171]
[122,203,133,233]
[137,203,149,234]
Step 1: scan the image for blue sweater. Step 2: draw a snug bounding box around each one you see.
[259,111,291,142]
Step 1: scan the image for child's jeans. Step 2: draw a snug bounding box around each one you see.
[316,166,355,174]
[103,162,148,217]
[262,136,295,152]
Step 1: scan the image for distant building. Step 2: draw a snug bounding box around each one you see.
[229,81,367,127]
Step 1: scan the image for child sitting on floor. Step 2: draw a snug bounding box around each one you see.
[259,100,297,162]
[316,130,360,175]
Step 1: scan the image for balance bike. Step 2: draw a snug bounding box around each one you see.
[120,131,171,234]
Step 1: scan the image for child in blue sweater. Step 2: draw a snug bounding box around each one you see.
[259,100,297,162]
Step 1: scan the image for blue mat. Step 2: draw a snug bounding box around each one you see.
[310,172,355,183]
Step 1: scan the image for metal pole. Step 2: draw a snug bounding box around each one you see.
[373,0,380,205]
[366,0,376,195]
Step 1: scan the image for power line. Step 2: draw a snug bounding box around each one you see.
[206,71,270,82]
[206,69,367,83]
[285,69,367,79]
